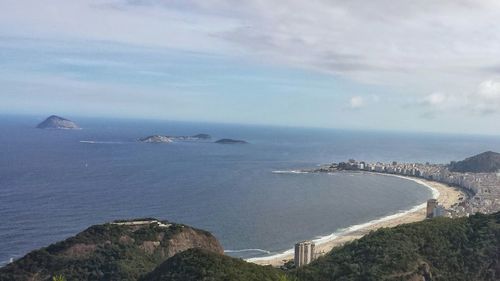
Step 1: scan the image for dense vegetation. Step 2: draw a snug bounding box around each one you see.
[0,220,222,281]
[449,151,500,173]
[140,248,287,281]
[137,213,500,281]
[2,213,499,281]
[294,212,500,281]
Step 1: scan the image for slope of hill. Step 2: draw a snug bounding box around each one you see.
[0,219,223,281]
[449,151,500,173]
[294,212,500,281]
[2,213,499,281]
[140,248,286,281]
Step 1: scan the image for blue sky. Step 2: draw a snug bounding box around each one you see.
[2,0,500,134]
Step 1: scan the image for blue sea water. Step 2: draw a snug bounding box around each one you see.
[1,115,500,266]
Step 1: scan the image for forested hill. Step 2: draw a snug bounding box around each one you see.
[140,213,500,281]
[449,151,500,173]
[0,219,223,281]
[2,213,499,281]
[295,212,500,281]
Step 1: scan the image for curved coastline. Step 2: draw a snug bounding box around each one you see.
[247,171,462,266]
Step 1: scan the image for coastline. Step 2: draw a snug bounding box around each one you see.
[247,172,465,267]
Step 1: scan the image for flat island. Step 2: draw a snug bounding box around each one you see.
[215,138,247,144]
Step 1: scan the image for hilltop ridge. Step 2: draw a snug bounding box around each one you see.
[449,151,500,173]
[0,218,222,281]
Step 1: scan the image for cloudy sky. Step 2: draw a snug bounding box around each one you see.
[2,0,500,134]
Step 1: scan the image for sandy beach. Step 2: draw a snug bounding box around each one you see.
[248,174,465,267]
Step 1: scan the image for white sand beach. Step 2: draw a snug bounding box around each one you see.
[248,175,465,267]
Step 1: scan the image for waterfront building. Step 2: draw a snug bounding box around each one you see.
[433,205,447,217]
[294,240,315,267]
[426,199,438,218]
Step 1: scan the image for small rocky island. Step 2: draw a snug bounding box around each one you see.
[139,134,212,143]
[36,115,80,129]
[214,138,248,144]
[139,135,174,143]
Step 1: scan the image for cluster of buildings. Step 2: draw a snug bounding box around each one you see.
[319,159,500,217]
[291,158,500,267]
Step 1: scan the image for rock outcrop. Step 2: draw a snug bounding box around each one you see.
[139,135,174,143]
[139,134,212,143]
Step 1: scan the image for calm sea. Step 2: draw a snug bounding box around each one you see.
[1,115,500,265]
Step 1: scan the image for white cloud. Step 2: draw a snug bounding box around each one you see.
[469,79,500,114]
[4,0,500,128]
[349,96,364,109]
[420,79,500,116]
[2,0,500,82]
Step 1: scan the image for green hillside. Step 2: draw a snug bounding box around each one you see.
[449,151,500,173]
[140,248,287,281]
[294,212,500,281]
[0,219,223,281]
[2,213,499,281]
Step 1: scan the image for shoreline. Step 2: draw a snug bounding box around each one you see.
[247,172,465,267]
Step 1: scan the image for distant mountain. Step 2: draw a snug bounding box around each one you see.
[139,134,212,143]
[449,151,500,173]
[36,115,79,129]
[215,139,248,144]
[0,219,223,281]
[139,248,285,281]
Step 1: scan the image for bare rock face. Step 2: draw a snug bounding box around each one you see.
[166,227,224,257]
[36,115,80,129]
[139,134,212,143]
[0,219,223,281]
[139,135,174,143]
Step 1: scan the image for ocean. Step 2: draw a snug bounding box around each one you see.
[1,115,500,266]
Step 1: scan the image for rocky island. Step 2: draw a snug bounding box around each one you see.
[139,135,174,143]
[36,115,80,129]
[139,134,212,143]
[214,138,248,144]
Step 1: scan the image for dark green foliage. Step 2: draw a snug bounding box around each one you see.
[140,248,286,281]
[449,151,500,173]
[0,220,217,281]
[2,214,499,281]
[294,212,500,281]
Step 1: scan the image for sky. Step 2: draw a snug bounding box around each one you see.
[2,0,500,134]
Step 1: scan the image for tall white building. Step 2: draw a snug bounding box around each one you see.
[294,240,315,267]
